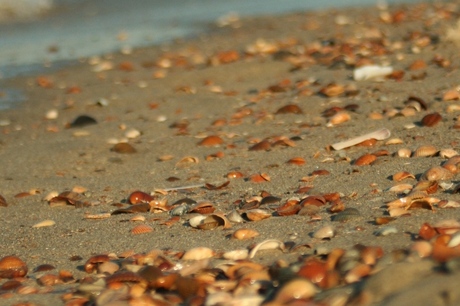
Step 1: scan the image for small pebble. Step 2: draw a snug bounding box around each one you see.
[45,109,58,119]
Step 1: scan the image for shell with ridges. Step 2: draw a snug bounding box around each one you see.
[421,166,454,181]
[412,145,438,157]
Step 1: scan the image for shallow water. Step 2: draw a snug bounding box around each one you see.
[0,0,424,108]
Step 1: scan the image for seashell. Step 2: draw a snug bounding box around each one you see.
[344,263,371,283]
[287,157,306,165]
[385,138,404,145]
[125,128,141,139]
[244,209,272,221]
[226,209,244,223]
[297,258,328,287]
[33,264,55,273]
[353,65,393,81]
[421,166,454,181]
[232,228,260,240]
[0,256,28,279]
[128,191,154,204]
[327,111,350,126]
[313,225,335,240]
[275,104,303,114]
[222,249,249,261]
[97,261,120,275]
[397,148,412,158]
[197,135,224,146]
[353,154,377,166]
[399,107,417,117]
[106,271,146,285]
[131,224,154,235]
[182,247,215,261]
[387,184,413,193]
[438,200,460,208]
[16,285,38,294]
[332,208,361,222]
[413,180,438,194]
[374,226,398,236]
[84,254,111,273]
[188,202,215,214]
[331,128,391,150]
[249,140,271,151]
[411,241,433,258]
[169,204,189,216]
[130,215,146,222]
[375,217,396,225]
[388,207,410,217]
[38,274,62,286]
[440,149,459,159]
[448,232,460,248]
[433,219,460,234]
[197,214,232,230]
[32,220,55,228]
[249,239,286,258]
[412,145,438,157]
[175,156,199,168]
[249,173,271,183]
[277,204,301,216]
[392,171,415,181]
[272,278,317,303]
[226,171,244,179]
[111,142,136,154]
[447,104,460,112]
[421,112,442,127]
[319,83,345,97]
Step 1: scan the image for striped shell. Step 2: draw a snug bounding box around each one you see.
[131,224,154,235]
[412,145,438,157]
[421,166,454,181]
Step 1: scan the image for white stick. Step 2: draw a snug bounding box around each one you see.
[331,128,391,150]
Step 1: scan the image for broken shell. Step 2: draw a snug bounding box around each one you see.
[197,214,232,230]
[353,65,393,81]
[327,111,351,126]
[392,171,415,181]
[353,154,377,166]
[32,220,55,228]
[331,128,391,150]
[182,247,215,260]
[412,145,438,157]
[440,149,459,159]
[226,210,244,223]
[397,148,412,158]
[421,112,442,127]
[313,225,335,240]
[131,224,154,235]
[421,166,454,181]
[387,184,413,193]
[249,239,286,258]
[0,256,28,279]
[232,228,260,240]
[244,209,272,221]
[385,138,404,145]
[175,156,199,167]
[198,135,224,146]
[222,249,249,260]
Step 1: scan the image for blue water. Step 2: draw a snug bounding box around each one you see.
[0,0,424,109]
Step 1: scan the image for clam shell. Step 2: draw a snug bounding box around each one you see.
[439,149,459,159]
[385,138,404,145]
[397,148,412,158]
[421,112,442,127]
[244,209,272,221]
[0,256,28,279]
[313,225,335,240]
[197,135,224,147]
[226,210,244,223]
[84,254,110,273]
[222,249,249,260]
[327,111,351,126]
[182,247,215,261]
[232,228,260,240]
[353,154,377,166]
[387,184,413,193]
[374,226,398,236]
[392,171,415,181]
[273,278,317,303]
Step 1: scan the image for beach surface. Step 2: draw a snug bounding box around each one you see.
[2,1,460,305]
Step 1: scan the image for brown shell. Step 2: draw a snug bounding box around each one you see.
[248,140,271,151]
[413,181,438,194]
[421,112,442,127]
[244,209,272,221]
[311,169,330,176]
[84,254,110,273]
[277,204,302,216]
[287,157,306,165]
[275,104,303,114]
[111,142,137,154]
[0,194,8,207]
[319,83,345,97]
[188,202,215,214]
[356,138,377,147]
[128,191,154,204]
[37,274,62,286]
[392,171,415,182]
[412,145,438,157]
[131,224,154,235]
[0,256,28,279]
[249,173,270,183]
[232,228,260,240]
[353,154,377,166]
[106,271,146,284]
[197,135,224,147]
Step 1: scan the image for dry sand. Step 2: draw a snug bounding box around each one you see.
[2,1,460,305]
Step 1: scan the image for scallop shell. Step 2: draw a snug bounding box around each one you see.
[412,145,438,157]
[232,228,260,240]
[84,254,110,273]
[131,224,153,235]
[421,166,454,181]
[0,256,28,279]
[353,154,377,166]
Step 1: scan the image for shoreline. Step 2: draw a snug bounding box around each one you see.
[3,1,460,305]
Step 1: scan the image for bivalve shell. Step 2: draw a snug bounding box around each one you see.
[232,228,260,240]
[439,149,459,159]
[182,247,215,261]
[412,145,438,157]
[0,256,28,279]
[272,278,317,303]
[392,171,415,181]
[131,224,153,235]
[421,112,442,127]
[327,111,351,126]
[353,154,377,166]
[397,148,412,158]
[421,166,454,181]
[313,225,335,240]
[244,209,272,221]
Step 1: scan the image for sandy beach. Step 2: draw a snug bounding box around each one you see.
[2,1,460,305]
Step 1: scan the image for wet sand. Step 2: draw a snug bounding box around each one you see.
[2,1,460,305]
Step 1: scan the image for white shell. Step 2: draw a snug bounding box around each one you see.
[374,226,398,236]
[313,225,335,239]
[222,249,249,260]
[249,239,286,259]
[353,65,393,81]
[189,215,206,228]
[448,232,460,248]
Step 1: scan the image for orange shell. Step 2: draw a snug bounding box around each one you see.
[197,135,224,147]
[392,171,415,181]
[287,157,306,165]
[129,191,154,204]
[275,104,303,114]
[421,112,442,127]
[353,154,377,166]
[328,111,351,125]
[232,228,260,240]
[131,225,154,235]
[0,256,28,279]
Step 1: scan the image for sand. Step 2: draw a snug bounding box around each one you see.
[2,1,460,305]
